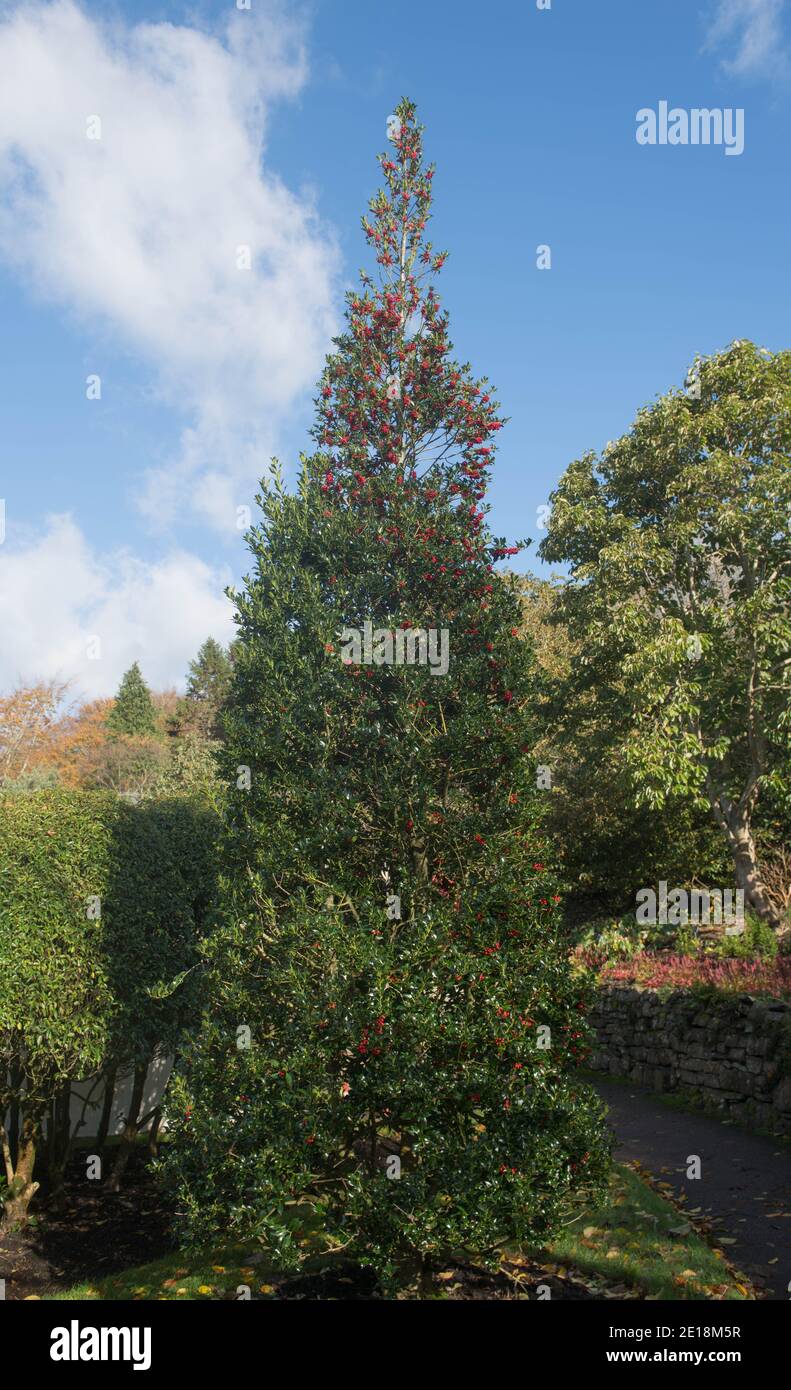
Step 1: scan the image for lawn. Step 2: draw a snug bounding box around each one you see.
[50,1163,753,1302]
[542,1162,752,1301]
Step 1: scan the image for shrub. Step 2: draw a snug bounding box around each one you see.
[574,915,649,960]
[715,915,779,961]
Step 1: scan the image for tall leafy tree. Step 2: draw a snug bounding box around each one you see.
[163,98,609,1286]
[540,342,791,927]
[517,576,730,912]
[106,662,157,738]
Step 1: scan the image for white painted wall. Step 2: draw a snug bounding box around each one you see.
[3,1054,173,1145]
[69,1055,173,1140]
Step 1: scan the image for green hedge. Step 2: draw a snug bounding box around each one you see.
[0,788,218,1219]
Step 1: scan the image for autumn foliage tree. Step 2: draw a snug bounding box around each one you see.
[161,99,610,1285]
[0,679,69,784]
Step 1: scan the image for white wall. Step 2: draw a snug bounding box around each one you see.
[69,1055,173,1140]
[3,1054,173,1144]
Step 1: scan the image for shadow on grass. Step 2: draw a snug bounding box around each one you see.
[48,1165,753,1302]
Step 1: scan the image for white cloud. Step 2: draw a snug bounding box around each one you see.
[704,0,790,79]
[0,515,235,698]
[0,0,339,531]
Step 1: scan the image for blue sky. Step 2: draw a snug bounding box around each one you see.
[0,0,789,697]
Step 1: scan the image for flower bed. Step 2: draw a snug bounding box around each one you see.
[584,951,791,1001]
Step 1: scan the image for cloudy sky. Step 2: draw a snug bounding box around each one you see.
[0,0,789,698]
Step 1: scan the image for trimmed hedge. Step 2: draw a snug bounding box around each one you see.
[0,788,218,1222]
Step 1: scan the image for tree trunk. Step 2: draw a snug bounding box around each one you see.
[147,1106,162,1157]
[96,1064,118,1151]
[7,1056,23,1173]
[46,1083,73,1203]
[730,826,780,928]
[1,1114,40,1229]
[708,793,781,929]
[108,1062,148,1192]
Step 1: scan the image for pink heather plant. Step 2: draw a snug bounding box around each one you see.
[590,952,791,1000]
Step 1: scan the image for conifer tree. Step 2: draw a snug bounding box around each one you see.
[163,99,609,1285]
[177,637,233,739]
[105,661,157,738]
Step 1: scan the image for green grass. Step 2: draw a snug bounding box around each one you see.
[539,1163,752,1301]
[51,1164,751,1302]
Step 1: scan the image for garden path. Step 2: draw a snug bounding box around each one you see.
[592,1076,791,1300]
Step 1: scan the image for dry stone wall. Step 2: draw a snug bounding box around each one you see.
[590,986,791,1135]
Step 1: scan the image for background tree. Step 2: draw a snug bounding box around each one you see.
[175,638,233,741]
[163,98,609,1286]
[105,662,157,738]
[35,697,113,788]
[0,679,69,783]
[540,342,791,928]
[97,662,164,799]
[516,575,730,916]
[146,732,225,812]
[83,736,170,802]
[151,688,181,738]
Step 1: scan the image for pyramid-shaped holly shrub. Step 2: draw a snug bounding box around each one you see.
[162,99,610,1287]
